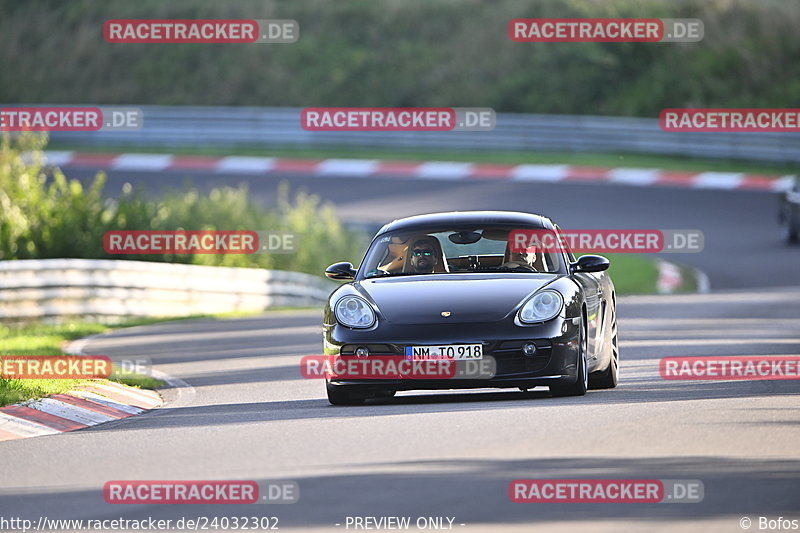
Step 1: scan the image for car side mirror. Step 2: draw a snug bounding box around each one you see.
[325,262,357,280]
[571,255,610,273]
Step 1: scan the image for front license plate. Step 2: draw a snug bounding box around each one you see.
[405,344,483,360]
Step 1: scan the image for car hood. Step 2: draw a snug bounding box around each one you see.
[356,274,559,324]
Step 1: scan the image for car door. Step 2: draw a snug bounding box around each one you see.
[554,226,603,360]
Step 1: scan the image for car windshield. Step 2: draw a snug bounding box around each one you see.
[360,227,563,278]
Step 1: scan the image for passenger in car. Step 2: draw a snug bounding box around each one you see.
[408,238,440,273]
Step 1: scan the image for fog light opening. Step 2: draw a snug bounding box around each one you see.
[522,342,537,357]
[355,346,370,358]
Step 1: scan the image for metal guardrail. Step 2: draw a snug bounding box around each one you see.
[0,259,335,322]
[49,106,800,164]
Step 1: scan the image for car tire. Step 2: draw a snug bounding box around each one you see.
[326,382,366,406]
[589,324,619,389]
[550,317,588,397]
[782,213,800,244]
[590,313,619,389]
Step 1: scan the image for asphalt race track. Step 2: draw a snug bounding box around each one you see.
[2,169,799,532]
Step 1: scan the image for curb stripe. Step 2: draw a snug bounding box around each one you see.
[0,374,162,443]
[0,412,58,437]
[608,168,661,186]
[35,398,118,425]
[103,380,162,401]
[657,260,684,294]
[71,391,144,415]
[215,156,275,173]
[111,154,173,171]
[416,161,474,179]
[0,405,87,432]
[92,380,162,404]
[69,153,119,166]
[50,394,133,419]
[40,151,794,192]
[84,383,161,409]
[42,151,75,166]
[272,159,322,172]
[316,159,378,176]
[564,166,612,181]
[692,172,744,190]
[654,171,698,187]
[169,155,220,170]
[469,164,516,179]
[511,164,569,182]
[0,428,25,442]
[738,176,779,190]
[374,161,422,175]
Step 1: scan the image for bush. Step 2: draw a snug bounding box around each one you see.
[0,133,367,274]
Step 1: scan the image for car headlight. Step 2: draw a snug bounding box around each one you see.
[335,295,376,328]
[518,290,563,323]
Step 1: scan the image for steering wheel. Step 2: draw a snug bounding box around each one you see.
[500,261,537,272]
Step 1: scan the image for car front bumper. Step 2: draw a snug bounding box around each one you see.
[323,316,582,392]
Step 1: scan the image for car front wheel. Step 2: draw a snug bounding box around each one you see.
[781,212,799,244]
[550,318,588,397]
[590,310,619,389]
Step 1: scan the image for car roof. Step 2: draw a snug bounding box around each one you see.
[376,211,554,236]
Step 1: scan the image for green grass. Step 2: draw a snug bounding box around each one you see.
[0,308,319,407]
[48,143,798,177]
[0,321,164,407]
[599,253,697,295]
[602,254,660,295]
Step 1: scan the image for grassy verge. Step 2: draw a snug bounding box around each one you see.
[600,253,699,295]
[0,321,165,407]
[598,254,659,295]
[0,309,318,407]
[48,143,797,177]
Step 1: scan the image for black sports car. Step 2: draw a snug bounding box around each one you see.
[322,211,618,405]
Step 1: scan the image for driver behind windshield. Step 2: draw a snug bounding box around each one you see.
[502,245,539,271]
[408,238,439,273]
